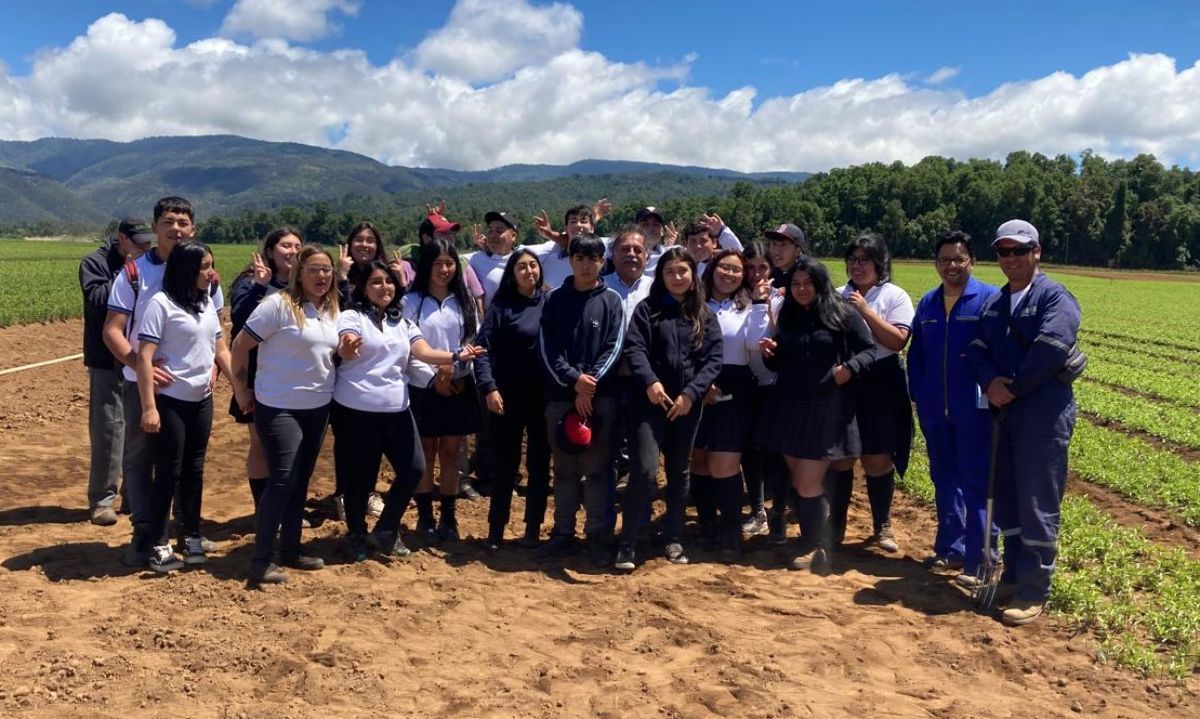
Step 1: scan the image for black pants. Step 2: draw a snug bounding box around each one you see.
[331,402,425,537]
[745,386,789,513]
[253,403,329,566]
[487,384,551,532]
[141,394,212,549]
[621,400,703,544]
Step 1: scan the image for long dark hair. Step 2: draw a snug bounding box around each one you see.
[410,238,477,343]
[494,248,546,303]
[350,260,405,323]
[702,248,750,310]
[843,232,892,286]
[233,226,302,286]
[345,221,387,287]
[647,246,708,350]
[163,241,213,315]
[778,257,852,333]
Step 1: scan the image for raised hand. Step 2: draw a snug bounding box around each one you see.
[752,275,771,301]
[426,200,447,217]
[472,223,487,250]
[593,197,612,223]
[701,213,725,236]
[663,221,679,246]
[388,249,407,289]
[533,210,559,242]
[337,244,353,281]
[251,252,271,285]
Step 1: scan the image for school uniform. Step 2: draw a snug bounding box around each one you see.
[908,276,999,571]
[529,241,573,289]
[135,293,221,554]
[227,275,287,423]
[620,297,723,557]
[242,293,338,571]
[967,273,1080,603]
[331,308,427,544]
[474,290,551,541]
[402,292,482,438]
[743,298,788,524]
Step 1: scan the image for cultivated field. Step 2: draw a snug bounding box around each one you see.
[0,239,1195,717]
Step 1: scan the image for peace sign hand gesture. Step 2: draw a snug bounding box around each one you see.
[336,244,352,282]
[533,210,559,242]
[251,252,271,286]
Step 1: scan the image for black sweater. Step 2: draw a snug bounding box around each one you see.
[79,238,125,369]
[538,278,626,401]
[624,298,724,403]
[474,290,547,395]
[764,306,881,394]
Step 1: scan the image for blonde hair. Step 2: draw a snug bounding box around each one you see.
[284,244,339,327]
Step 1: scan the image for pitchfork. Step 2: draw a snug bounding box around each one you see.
[973,406,1008,610]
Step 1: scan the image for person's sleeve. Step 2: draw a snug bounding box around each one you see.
[684,313,725,402]
[136,296,166,345]
[337,309,360,338]
[402,301,436,388]
[715,225,742,252]
[539,297,581,388]
[906,297,927,392]
[107,267,135,315]
[230,278,268,335]
[463,263,484,299]
[587,292,627,381]
[884,286,915,330]
[622,301,657,389]
[473,303,501,395]
[967,297,1001,390]
[243,294,282,344]
[212,283,225,313]
[79,255,112,313]
[337,279,352,307]
[843,312,883,376]
[742,302,770,353]
[1008,287,1081,397]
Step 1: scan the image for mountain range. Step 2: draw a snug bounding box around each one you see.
[0,135,809,228]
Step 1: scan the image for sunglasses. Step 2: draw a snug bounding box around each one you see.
[995,246,1034,258]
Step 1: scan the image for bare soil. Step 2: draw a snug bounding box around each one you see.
[0,320,1195,718]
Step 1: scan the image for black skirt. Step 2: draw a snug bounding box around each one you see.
[850,353,914,472]
[695,365,756,452]
[756,383,861,461]
[409,376,484,438]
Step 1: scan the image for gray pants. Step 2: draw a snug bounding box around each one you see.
[546,397,615,538]
[87,367,125,509]
[122,380,155,536]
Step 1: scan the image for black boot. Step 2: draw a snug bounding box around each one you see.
[866,470,899,552]
[825,469,854,546]
[691,474,718,550]
[438,493,459,542]
[415,492,439,544]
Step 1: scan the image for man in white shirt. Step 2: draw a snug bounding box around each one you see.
[467,211,519,304]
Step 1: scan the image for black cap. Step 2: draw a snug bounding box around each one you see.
[635,207,665,224]
[117,217,155,245]
[484,211,517,231]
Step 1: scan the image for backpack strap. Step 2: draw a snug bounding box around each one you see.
[124,259,141,338]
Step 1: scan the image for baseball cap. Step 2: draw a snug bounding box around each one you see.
[635,207,665,224]
[555,409,592,454]
[484,211,517,231]
[427,212,461,234]
[993,219,1039,247]
[118,218,155,245]
[764,223,806,246]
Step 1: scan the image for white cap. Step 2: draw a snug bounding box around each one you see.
[992,219,1039,247]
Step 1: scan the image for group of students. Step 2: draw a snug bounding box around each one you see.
[82,196,1080,626]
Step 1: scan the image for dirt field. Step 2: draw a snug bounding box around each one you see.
[0,320,1195,718]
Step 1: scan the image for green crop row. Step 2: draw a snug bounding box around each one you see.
[899,432,1200,677]
[1083,355,1200,408]
[1079,338,1196,378]
[1070,420,1200,526]
[1074,381,1200,450]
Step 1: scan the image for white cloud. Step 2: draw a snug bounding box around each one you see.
[220,0,360,42]
[925,66,960,85]
[412,0,583,83]
[2,6,1199,173]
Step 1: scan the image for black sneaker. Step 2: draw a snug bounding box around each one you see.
[148,544,183,573]
[249,563,287,585]
[344,534,369,563]
[484,525,504,551]
[534,534,576,561]
[767,512,787,546]
[438,515,460,543]
[416,516,441,545]
[369,530,411,558]
[517,525,540,549]
[614,543,636,571]
[586,534,611,567]
[719,534,743,563]
[458,481,483,502]
[281,555,324,571]
[664,542,689,565]
[741,509,769,536]
[121,543,149,568]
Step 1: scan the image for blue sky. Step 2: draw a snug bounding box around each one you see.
[1,1,1197,171]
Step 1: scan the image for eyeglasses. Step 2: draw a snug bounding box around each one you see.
[715,263,744,274]
[846,256,873,266]
[995,246,1034,258]
[936,257,971,267]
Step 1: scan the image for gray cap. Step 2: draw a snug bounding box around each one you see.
[764,223,806,246]
[117,217,155,245]
[993,219,1039,247]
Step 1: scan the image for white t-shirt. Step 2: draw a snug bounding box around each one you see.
[107,251,225,382]
[707,298,769,366]
[466,250,513,303]
[137,293,222,403]
[402,292,474,386]
[243,294,338,410]
[1009,285,1031,314]
[837,281,915,358]
[335,309,424,413]
[529,241,573,289]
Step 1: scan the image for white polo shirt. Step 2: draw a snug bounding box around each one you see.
[402,292,474,387]
[466,250,514,303]
[529,241,573,289]
[243,293,338,410]
[335,308,424,413]
[137,293,222,403]
[836,281,915,358]
[707,298,769,366]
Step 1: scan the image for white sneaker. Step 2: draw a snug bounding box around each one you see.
[182,536,208,565]
[334,494,347,523]
[149,545,183,573]
[367,492,385,518]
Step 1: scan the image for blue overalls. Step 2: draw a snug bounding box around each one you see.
[907,276,998,572]
[967,273,1080,601]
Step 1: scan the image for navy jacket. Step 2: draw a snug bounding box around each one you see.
[474,289,547,395]
[623,298,723,403]
[539,277,626,401]
[765,306,880,395]
[908,276,999,425]
[79,237,126,369]
[967,273,1081,402]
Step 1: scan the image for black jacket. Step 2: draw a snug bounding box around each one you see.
[765,305,880,394]
[624,297,723,403]
[538,277,625,401]
[474,289,547,395]
[79,238,126,369]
